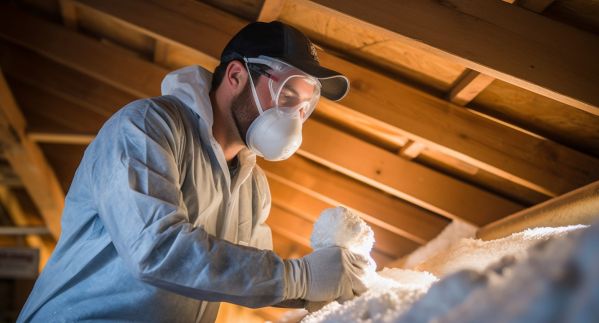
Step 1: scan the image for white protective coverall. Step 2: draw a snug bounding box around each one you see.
[18,66,288,322]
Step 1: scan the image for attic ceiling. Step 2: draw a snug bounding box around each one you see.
[0,0,598,320]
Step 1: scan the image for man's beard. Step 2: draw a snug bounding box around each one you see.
[231,80,260,146]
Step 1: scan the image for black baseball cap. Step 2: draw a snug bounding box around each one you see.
[221,21,350,101]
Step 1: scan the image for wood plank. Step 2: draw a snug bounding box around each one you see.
[0,188,56,272]
[267,205,394,266]
[448,70,496,106]
[0,4,453,227]
[317,52,599,197]
[20,128,436,252]
[153,40,170,65]
[398,140,426,160]
[0,2,536,223]
[258,0,285,22]
[271,231,311,258]
[6,77,105,136]
[0,41,136,120]
[58,0,78,29]
[64,0,599,201]
[267,178,420,258]
[29,133,95,145]
[75,0,237,70]
[447,0,553,106]
[278,0,466,92]
[518,0,556,12]
[310,0,599,116]
[0,3,165,98]
[0,69,63,239]
[299,120,523,225]
[471,79,599,158]
[22,129,427,255]
[261,155,448,243]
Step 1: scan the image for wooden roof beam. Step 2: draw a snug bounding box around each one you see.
[266,177,422,257]
[447,70,496,106]
[267,205,394,266]
[0,5,469,227]
[310,0,599,116]
[262,155,450,242]
[448,0,556,106]
[25,127,449,242]
[53,0,599,198]
[0,188,56,271]
[3,1,592,219]
[0,69,63,239]
[298,120,523,224]
[258,0,286,22]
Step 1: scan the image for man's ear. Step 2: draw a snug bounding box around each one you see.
[224,60,248,95]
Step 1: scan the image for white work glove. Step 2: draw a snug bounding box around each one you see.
[283,246,369,303]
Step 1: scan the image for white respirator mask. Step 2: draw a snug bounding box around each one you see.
[243,56,321,161]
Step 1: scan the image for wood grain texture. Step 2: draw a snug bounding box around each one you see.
[311,0,599,116]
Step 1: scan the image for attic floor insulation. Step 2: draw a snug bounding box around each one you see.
[298,217,594,323]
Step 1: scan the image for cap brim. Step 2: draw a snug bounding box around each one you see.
[288,60,350,101]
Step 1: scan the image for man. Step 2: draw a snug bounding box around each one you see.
[18,21,368,322]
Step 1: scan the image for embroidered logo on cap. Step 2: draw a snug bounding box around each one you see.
[309,42,319,63]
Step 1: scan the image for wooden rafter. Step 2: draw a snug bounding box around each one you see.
[3,0,596,220]
[298,120,523,224]
[267,205,394,266]
[517,0,556,12]
[316,52,599,197]
[447,0,556,106]
[448,70,496,106]
[58,0,79,29]
[0,68,63,239]
[44,0,599,199]
[310,0,599,116]
[258,0,286,22]
[0,188,56,271]
[0,4,467,226]
[265,176,422,257]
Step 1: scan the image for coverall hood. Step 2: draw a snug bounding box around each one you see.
[161,65,215,127]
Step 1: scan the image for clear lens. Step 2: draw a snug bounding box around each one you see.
[245,56,321,121]
[275,75,320,120]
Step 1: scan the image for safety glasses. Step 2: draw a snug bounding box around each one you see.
[243,56,321,121]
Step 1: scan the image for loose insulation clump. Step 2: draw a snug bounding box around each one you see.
[302,211,594,323]
[310,206,375,256]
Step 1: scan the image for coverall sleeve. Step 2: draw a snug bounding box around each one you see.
[89,99,286,308]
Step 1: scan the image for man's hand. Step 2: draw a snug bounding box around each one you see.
[283,247,369,303]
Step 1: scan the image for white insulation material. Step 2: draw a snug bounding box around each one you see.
[310,206,374,255]
[301,219,596,323]
[416,224,587,277]
[401,220,477,270]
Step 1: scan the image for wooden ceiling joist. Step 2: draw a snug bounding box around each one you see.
[298,121,523,224]
[0,69,63,239]
[4,2,593,223]
[448,70,496,106]
[0,188,56,271]
[0,43,134,121]
[41,0,595,199]
[55,0,599,199]
[0,4,470,224]
[310,0,599,116]
[266,178,421,258]
[517,0,556,13]
[267,205,394,266]
[262,156,449,244]
[0,4,165,99]
[318,52,599,197]
[257,0,286,22]
[447,0,554,106]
